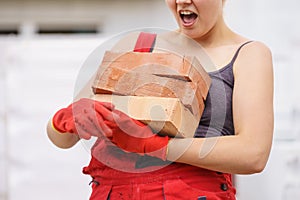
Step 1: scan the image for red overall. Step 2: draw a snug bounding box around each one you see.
[83,32,236,200]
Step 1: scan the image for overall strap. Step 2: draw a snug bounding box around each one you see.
[133,32,157,53]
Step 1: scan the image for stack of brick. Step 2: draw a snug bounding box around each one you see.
[91,51,211,138]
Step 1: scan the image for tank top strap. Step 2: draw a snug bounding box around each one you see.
[229,41,253,66]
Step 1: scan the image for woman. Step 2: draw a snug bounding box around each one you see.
[47,0,274,199]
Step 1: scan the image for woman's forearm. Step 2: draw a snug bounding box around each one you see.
[46,119,80,149]
[166,134,271,175]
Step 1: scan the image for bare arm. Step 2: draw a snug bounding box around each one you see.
[166,42,274,175]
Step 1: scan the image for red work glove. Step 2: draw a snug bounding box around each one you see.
[51,98,115,140]
[104,110,170,161]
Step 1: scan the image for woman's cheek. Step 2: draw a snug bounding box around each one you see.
[165,0,176,12]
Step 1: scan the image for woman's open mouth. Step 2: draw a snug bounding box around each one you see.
[179,10,198,27]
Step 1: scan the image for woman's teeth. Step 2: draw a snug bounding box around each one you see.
[180,10,194,15]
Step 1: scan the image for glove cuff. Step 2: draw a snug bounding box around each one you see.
[146,136,170,161]
[50,117,65,134]
[52,108,71,133]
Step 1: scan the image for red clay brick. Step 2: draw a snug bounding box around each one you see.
[91,94,199,138]
[92,66,204,119]
[99,51,211,100]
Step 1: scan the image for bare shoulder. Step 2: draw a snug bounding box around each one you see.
[244,41,272,56]
[233,40,273,76]
[239,41,272,62]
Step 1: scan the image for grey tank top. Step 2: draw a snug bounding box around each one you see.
[194,41,252,138]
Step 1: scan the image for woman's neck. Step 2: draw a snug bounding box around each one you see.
[194,17,237,48]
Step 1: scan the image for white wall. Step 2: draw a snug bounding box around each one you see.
[0,43,9,200]
[0,37,99,200]
[0,0,177,36]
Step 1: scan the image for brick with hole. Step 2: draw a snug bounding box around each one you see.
[95,51,211,100]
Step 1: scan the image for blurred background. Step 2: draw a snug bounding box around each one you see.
[0,0,300,199]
